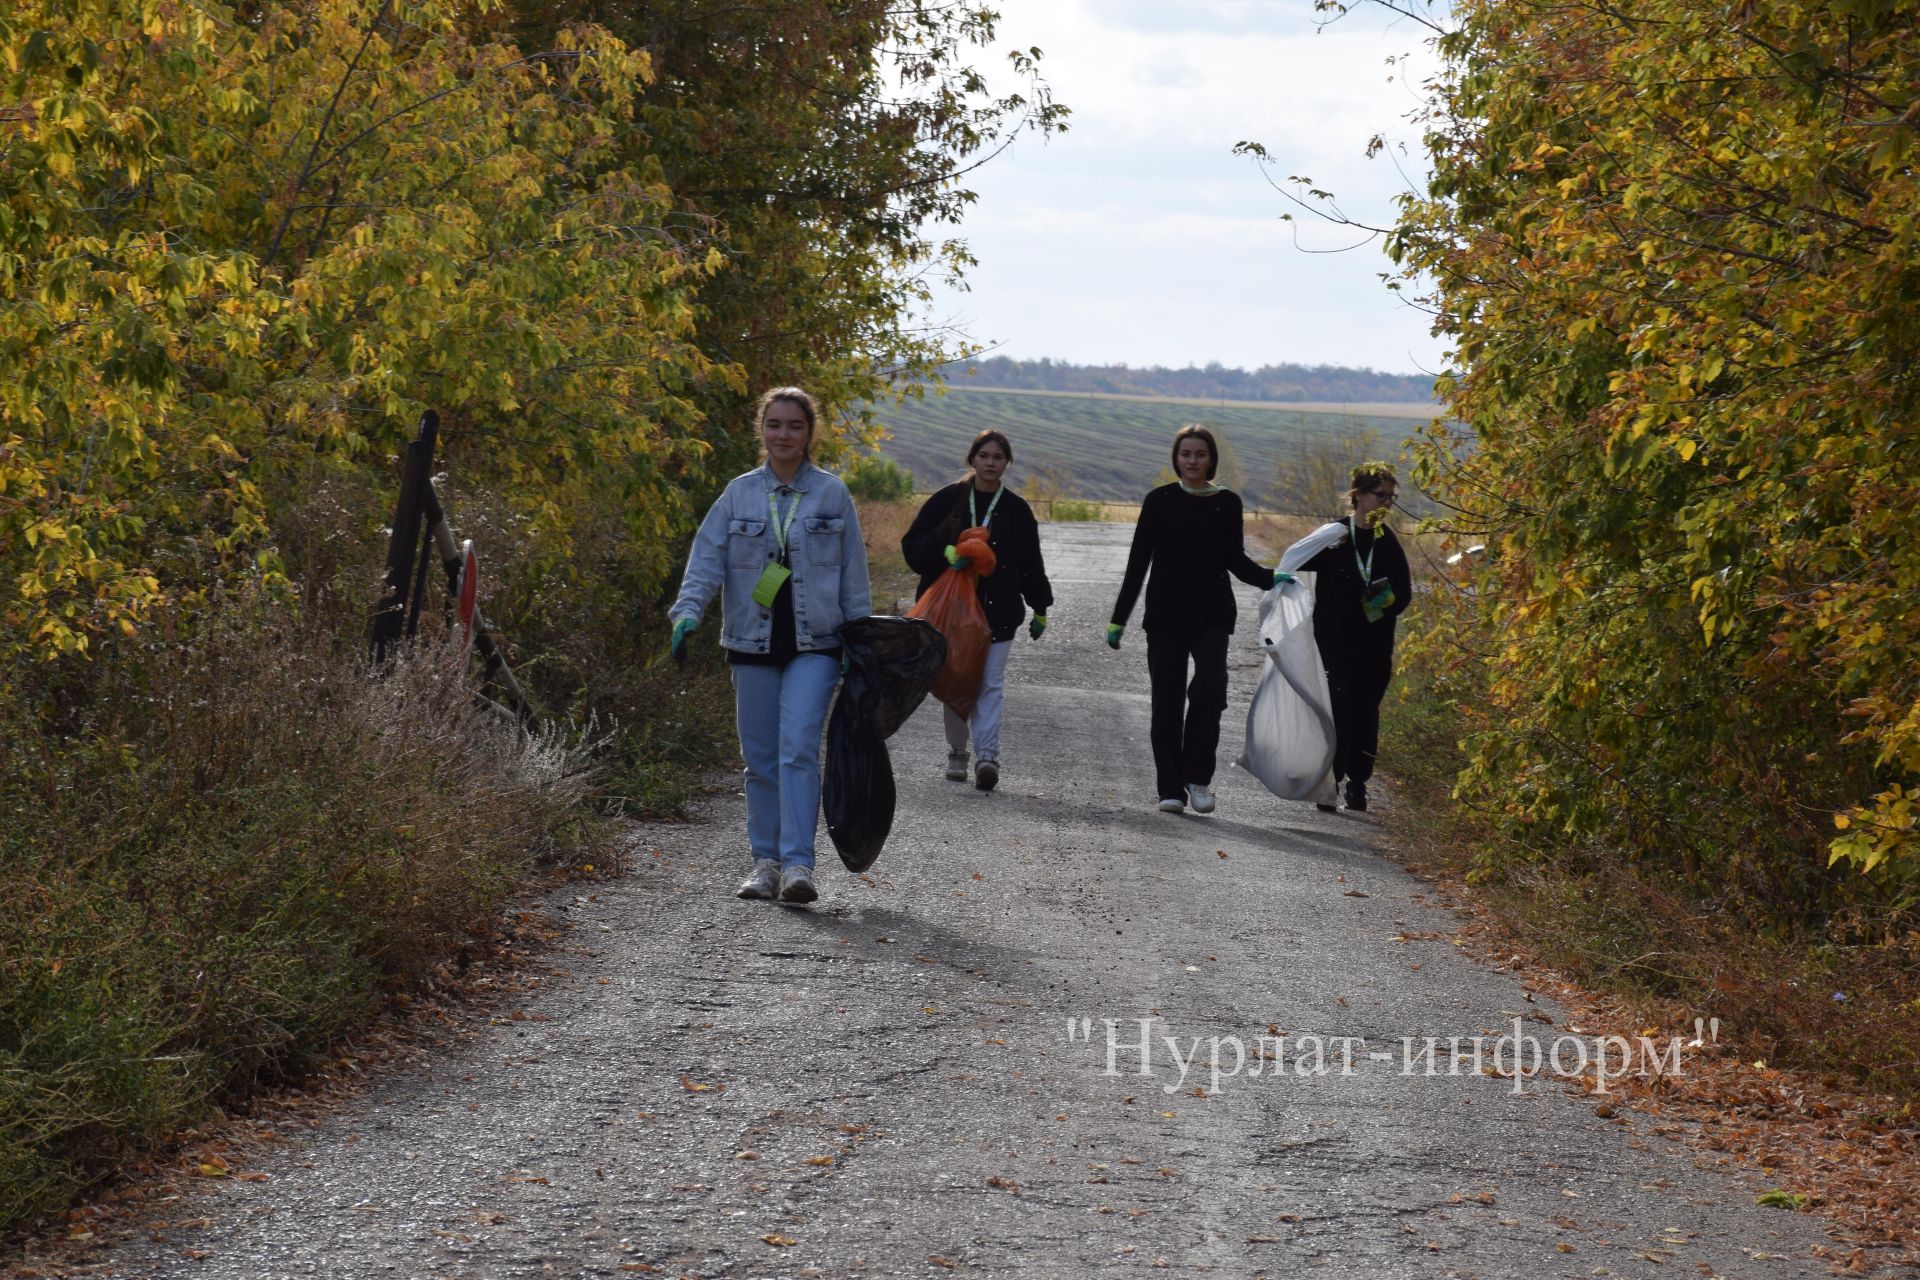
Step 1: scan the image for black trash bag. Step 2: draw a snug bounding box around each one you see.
[824,616,946,871]
[837,615,948,739]
[824,698,896,873]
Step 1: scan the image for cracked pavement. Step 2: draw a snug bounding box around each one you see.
[94,523,1848,1278]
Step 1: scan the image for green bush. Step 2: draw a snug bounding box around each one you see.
[842,453,916,503]
[1046,499,1103,522]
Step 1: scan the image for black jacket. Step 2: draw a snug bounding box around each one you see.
[902,481,1054,643]
[1110,484,1272,635]
[1299,519,1413,663]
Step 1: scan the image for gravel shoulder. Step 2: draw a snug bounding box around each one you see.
[85,523,1847,1279]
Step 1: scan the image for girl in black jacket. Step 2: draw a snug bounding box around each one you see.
[1108,425,1285,815]
[1295,462,1412,812]
[901,430,1054,792]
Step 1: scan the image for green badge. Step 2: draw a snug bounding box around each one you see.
[751,560,791,607]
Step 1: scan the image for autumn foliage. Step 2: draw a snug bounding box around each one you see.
[1,0,1058,1231]
[1384,1,1920,902]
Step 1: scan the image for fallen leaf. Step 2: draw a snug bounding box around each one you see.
[1556,1242,1576,1253]
[1217,850,1229,859]
[805,1155,834,1167]
[679,1074,717,1093]
[929,1258,957,1270]
[1344,890,1371,898]
[761,1233,797,1247]
[736,1151,761,1161]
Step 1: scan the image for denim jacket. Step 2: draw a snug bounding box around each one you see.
[669,460,871,654]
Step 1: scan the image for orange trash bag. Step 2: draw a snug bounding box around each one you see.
[907,526,998,718]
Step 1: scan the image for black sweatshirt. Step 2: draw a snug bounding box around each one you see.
[1110,484,1272,636]
[902,481,1055,643]
[1298,519,1413,662]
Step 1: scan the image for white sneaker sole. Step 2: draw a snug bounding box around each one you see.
[1157,798,1185,813]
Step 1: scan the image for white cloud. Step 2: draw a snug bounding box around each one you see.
[924,0,1448,373]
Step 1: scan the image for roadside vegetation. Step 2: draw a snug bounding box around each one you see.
[0,0,1060,1235]
[1281,0,1920,1103]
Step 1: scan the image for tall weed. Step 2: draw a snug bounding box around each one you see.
[0,596,588,1230]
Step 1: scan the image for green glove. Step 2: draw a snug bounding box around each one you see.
[669,616,697,662]
[1028,613,1048,641]
[943,543,971,569]
[1271,569,1296,587]
[1105,623,1124,650]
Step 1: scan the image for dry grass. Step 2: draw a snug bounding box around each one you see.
[0,594,593,1232]
[856,498,925,613]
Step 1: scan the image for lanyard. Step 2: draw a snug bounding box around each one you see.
[969,484,1004,528]
[1349,515,1376,582]
[768,487,801,555]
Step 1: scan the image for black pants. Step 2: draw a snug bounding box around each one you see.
[1145,626,1230,801]
[1322,646,1393,785]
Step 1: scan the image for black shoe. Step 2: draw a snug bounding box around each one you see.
[1343,779,1367,812]
[974,759,999,792]
[1315,803,1337,813]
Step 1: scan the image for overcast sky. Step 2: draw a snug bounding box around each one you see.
[920,1,1447,376]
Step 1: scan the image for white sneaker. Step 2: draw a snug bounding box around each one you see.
[736,859,780,899]
[1157,796,1185,813]
[945,751,969,781]
[1186,783,1216,814]
[778,864,818,904]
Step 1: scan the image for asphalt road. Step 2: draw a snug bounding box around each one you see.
[97,523,1843,1278]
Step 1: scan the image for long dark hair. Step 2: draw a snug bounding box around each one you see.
[1170,424,1219,481]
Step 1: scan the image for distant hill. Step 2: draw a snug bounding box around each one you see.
[942,356,1438,405]
[872,386,1434,516]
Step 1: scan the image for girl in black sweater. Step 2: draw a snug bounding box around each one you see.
[1294,462,1412,812]
[901,430,1054,792]
[1108,426,1285,814]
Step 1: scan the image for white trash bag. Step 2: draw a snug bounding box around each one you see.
[1235,522,1348,804]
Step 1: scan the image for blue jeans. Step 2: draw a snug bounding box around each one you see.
[732,654,840,869]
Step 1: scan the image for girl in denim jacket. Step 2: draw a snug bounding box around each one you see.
[668,388,871,903]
